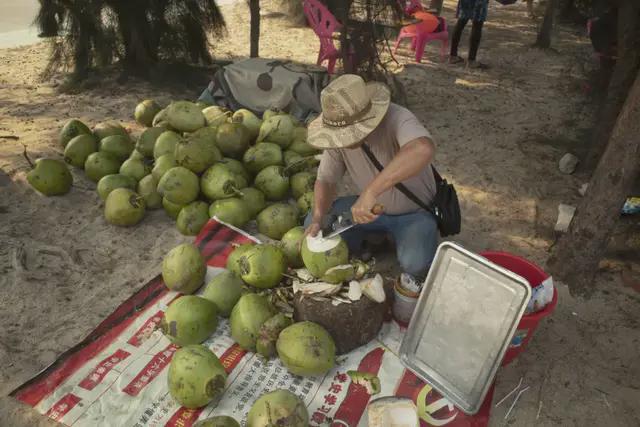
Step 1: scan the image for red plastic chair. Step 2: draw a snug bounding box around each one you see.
[394,12,449,63]
[303,0,343,74]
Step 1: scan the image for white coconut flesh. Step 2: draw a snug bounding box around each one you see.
[348,280,362,301]
[367,397,419,427]
[305,232,342,253]
[360,274,386,303]
[294,281,342,296]
[294,268,314,282]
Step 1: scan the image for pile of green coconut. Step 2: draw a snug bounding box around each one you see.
[160,224,388,425]
[29,98,319,235]
[27,99,390,426]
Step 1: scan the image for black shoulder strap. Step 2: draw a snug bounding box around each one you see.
[361,144,434,213]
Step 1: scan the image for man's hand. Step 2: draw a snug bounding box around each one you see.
[351,190,381,224]
[304,221,322,238]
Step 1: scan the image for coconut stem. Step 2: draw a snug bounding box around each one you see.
[22,144,34,168]
[283,155,319,176]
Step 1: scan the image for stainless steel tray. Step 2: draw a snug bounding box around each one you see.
[399,242,531,414]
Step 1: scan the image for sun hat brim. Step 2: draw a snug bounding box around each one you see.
[307,82,391,150]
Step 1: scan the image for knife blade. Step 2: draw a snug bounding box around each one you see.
[325,204,384,239]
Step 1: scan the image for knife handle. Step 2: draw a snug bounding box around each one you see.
[371,204,384,215]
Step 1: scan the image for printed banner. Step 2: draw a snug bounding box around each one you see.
[12,219,494,427]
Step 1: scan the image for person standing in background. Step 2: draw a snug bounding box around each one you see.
[449,0,490,69]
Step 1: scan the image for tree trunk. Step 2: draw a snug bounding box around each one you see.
[428,0,444,15]
[534,0,557,48]
[249,0,260,58]
[548,69,640,293]
[112,2,157,75]
[585,3,640,170]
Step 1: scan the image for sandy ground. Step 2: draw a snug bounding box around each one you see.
[1,1,639,426]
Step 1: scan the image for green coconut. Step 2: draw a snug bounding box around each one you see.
[202,106,231,127]
[162,243,206,294]
[174,133,222,174]
[257,115,295,148]
[93,121,129,141]
[104,188,146,226]
[254,165,290,201]
[84,151,122,182]
[63,134,97,168]
[232,108,262,140]
[280,226,305,268]
[154,130,181,159]
[160,295,218,346]
[242,143,283,175]
[290,171,315,199]
[99,135,134,161]
[166,101,206,132]
[301,233,349,278]
[321,264,356,284]
[229,294,277,351]
[26,158,73,196]
[97,174,136,201]
[238,187,266,218]
[59,118,91,148]
[201,163,243,201]
[201,270,244,317]
[152,107,169,127]
[289,139,318,157]
[247,389,308,427]
[283,150,303,167]
[129,150,145,161]
[194,417,240,427]
[119,157,151,182]
[152,153,176,181]
[134,99,161,127]
[297,191,314,217]
[226,243,254,276]
[177,201,210,236]
[238,244,287,289]
[157,166,199,204]
[196,100,212,110]
[256,203,299,240]
[216,122,251,159]
[276,321,336,376]
[284,156,319,175]
[168,345,227,409]
[187,126,218,146]
[219,158,251,185]
[137,175,162,209]
[256,313,292,359]
[163,197,185,220]
[136,126,166,157]
[208,198,251,228]
[262,107,284,121]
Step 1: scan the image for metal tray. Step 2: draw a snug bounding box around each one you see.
[399,242,531,414]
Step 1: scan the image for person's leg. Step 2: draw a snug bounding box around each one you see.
[386,211,439,279]
[468,19,484,61]
[449,18,469,60]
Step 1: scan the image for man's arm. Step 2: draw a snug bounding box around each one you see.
[305,179,337,237]
[351,136,435,224]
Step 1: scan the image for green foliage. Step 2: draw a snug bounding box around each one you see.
[36,0,226,80]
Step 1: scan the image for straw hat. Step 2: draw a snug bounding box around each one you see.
[307,74,391,149]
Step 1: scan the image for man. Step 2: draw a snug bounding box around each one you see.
[448,0,490,69]
[305,74,439,278]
